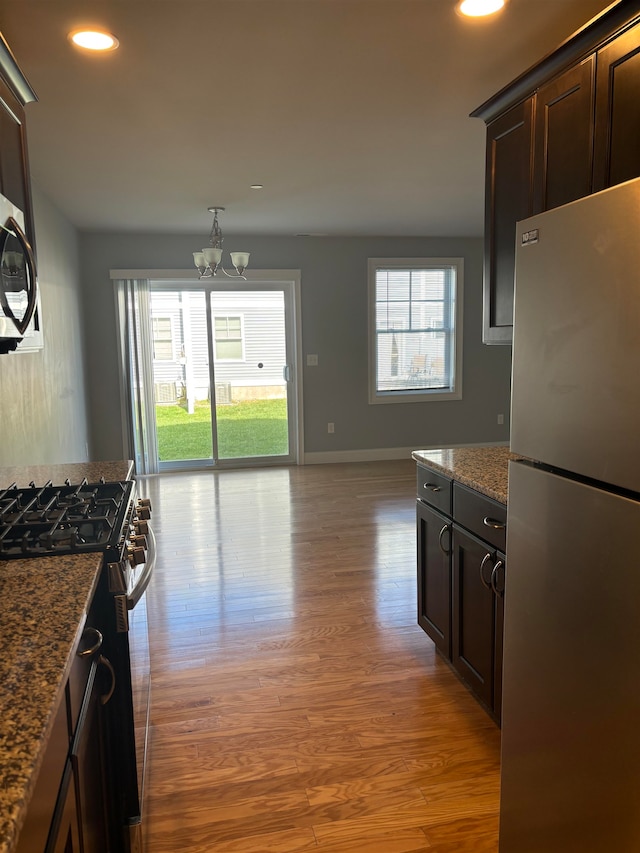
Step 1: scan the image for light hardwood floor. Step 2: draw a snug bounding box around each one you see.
[141,460,500,852]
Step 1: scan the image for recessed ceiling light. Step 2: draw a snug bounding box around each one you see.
[456,0,507,17]
[250,184,264,190]
[69,30,119,51]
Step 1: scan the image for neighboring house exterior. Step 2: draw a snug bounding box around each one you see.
[150,290,287,406]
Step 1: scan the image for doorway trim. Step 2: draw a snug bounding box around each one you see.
[112,269,304,472]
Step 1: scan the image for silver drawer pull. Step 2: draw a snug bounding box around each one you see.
[99,655,116,706]
[77,627,103,657]
[423,483,442,492]
[483,516,506,530]
[438,523,451,556]
[479,553,493,590]
[491,560,505,598]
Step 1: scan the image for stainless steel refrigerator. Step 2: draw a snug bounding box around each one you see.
[501,176,640,852]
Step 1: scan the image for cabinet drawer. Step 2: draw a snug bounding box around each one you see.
[453,483,506,551]
[67,621,104,737]
[416,466,452,515]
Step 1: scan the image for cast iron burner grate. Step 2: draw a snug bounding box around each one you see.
[0,478,134,559]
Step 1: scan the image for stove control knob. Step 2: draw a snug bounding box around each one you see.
[136,504,151,520]
[133,519,149,535]
[131,534,148,549]
[128,546,146,566]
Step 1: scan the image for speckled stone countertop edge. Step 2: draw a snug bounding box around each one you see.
[5,616,88,853]
[0,460,134,489]
[0,554,104,853]
[412,445,514,504]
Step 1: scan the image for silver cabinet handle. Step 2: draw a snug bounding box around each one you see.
[491,559,505,598]
[77,627,103,657]
[483,516,506,530]
[99,655,116,705]
[423,483,441,492]
[438,523,451,555]
[480,552,493,590]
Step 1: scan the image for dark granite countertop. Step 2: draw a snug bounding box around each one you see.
[412,445,514,504]
[0,461,134,853]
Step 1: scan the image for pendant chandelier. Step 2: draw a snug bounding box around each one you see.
[192,207,250,279]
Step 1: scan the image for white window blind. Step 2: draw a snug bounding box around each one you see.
[368,259,463,404]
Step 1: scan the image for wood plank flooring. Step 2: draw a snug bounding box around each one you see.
[140,460,500,852]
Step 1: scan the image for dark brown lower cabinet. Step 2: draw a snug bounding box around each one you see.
[452,526,505,721]
[47,764,81,853]
[16,624,115,853]
[417,500,452,657]
[72,659,111,853]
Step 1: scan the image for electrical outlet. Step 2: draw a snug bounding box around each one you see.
[497,413,504,425]
[327,422,335,433]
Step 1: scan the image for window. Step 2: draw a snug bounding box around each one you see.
[368,258,463,404]
[214,315,244,360]
[151,316,174,361]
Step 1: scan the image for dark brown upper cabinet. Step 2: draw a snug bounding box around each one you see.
[593,18,640,191]
[483,101,534,345]
[472,1,640,345]
[532,58,595,215]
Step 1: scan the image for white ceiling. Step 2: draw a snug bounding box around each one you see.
[1,0,610,237]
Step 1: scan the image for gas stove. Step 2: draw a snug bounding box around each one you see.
[0,478,149,560]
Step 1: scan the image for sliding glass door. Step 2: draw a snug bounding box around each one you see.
[210,290,290,461]
[147,279,299,470]
[150,289,214,465]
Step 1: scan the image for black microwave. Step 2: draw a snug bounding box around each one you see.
[0,201,38,354]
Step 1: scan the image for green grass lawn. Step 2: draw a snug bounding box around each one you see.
[156,398,288,461]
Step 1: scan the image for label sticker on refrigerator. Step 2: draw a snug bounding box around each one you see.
[521,228,539,246]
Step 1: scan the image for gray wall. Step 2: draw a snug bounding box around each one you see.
[0,185,90,466]
[80,232,511,461]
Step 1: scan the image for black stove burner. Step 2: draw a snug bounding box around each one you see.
[41,525,79,549]
[0,478,134,559]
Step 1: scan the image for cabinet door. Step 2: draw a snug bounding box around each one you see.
[72,661,110,853]
[46,763,82,853]
[483,99,534,345]
[492,551,505,722]
[451,526,496,712]
[593,19,640,191]
[533,57,595,214]
[416,500,451,657]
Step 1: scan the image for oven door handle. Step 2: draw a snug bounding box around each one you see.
[127,525,156,610]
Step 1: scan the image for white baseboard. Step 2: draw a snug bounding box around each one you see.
[302,441,509,465]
